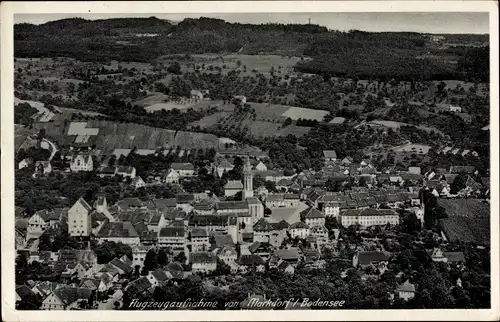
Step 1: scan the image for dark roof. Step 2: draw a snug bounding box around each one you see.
[272,220,290,230]
[191,228,208,237]
[16,285,36,300]
[238,254,265,266]
[171,162,195,171]
[53,286,92,306]
[301,207,325,219]
[159,227,185,238]
[253,218,275,232]
[151,269,170,282]
[289,222,309,229]
[190,214,228,227]
[356,251,390,265]
[216,201,248,210]
[449,166,475,174]
[275,248,300,261]
[444,251,466,263]
[96,221,139,238]
[110,258,133,274]
[126,277,152,295]
[214,234,234,248]
[34,209,60,222]
[191,252,217,264]
[176,193,195,204]
[152,198,177,210]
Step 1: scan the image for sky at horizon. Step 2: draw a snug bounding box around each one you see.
[14,12,490,34]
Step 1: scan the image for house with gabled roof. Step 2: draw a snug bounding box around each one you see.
[396,280,416,301]
[158,227,186,250]
[95,221,140,245]
[289,222,310,239]
[301,207,325,227]
[191,252,218,274]
[191,228,210,252]
[353,250,390,273]
[147,269,172,287]
[70,153,93,172]
[224,180,244,197]
[237,254,266,273]
[27,209,60,237]
[170,162,195,177]
[116,165,136,179]
[41,286,92,310]
[131,176,146,189]
[323,150,337,163]
[125,276,153,298]
[68,197,93,237]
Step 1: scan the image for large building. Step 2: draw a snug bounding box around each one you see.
[341,208,399,228]
[68,198,93,237]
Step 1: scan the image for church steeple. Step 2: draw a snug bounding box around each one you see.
[242,156,254,199]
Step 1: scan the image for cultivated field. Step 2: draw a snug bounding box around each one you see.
[437,198,490,245]
[281,106,329,121]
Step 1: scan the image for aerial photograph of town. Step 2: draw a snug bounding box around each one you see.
[10,10,491,312]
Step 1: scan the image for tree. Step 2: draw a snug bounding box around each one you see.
[264,208,272,216]
[174,252,187,265]
[283,117,292,127]
[167,62,182,75]
[402,212,421,233]
[143,249,158,271]
[157,249,168,267]
[450,174,467,194]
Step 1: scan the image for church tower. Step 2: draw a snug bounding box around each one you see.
[242,156,254,199]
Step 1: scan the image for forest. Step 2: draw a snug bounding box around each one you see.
[14,17,488,82]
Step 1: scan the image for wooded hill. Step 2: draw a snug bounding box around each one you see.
[15,17,489,81]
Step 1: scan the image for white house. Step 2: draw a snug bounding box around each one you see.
[191,252,217,274]
[396,280,416,301]
[41,286,92,310]
[165,169,180,184]
[302,207,326,227]
[116,166,136,179]
[68,198,93,237]
[224,180,244,197]
[131,176,146,189]
[70,154,93,172]
[170,163,195,177]
[288,222,310,239]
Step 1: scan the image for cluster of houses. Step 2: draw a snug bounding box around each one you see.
[15,145,485,310]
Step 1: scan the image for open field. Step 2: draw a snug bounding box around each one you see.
[368,119,444,135]
[178,54,301,76]
[268,202,309,225]
[282,106,329,121]
[438,198,490,245]
[31,119,221,154]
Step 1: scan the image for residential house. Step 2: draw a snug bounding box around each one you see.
[27,210,60,237]
[68,197,93,237]
[132,245,151,270]
[158,227,186,250]
[274,248,300,266]
[224,180,243,197]
[170,163,195,177]
[32,161,52,177]
[116,165,136,179]
[95,221,140,245]
[18,158,34,169]
[70,153,93,172]
[237,255,266,273]
[131,176,146,189]
[217,246,238,265]
[301,207,326,227]
[125,277,153,298]
[352,251,390,273]
[165,169,181,184]
[191,252,218,274]
[396,280,416,301]
[41,286,92,310]
[289,222,310,239]
[147,269,171,287]
[254,161,268,172]
[214,159,234,178]
[98,166,117,178]
[191,228,210,252]
[310,225,329,246]
[323,150,337,164]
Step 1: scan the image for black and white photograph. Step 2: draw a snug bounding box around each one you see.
[1,1,498,321]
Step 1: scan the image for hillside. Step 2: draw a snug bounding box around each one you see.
[14,17,489,81]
